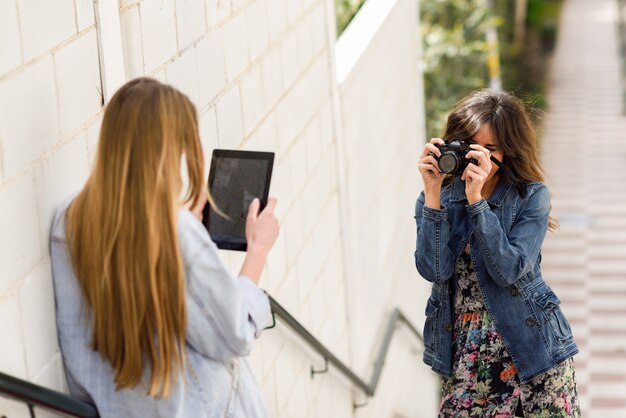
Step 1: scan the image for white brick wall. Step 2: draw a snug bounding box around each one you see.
[222,11,250,81]
[0,0,439,416]
[75,0,96,31]
[175,0,207,51]
[54,29,102,136]
[34,134,90,244]
[0,56,59,180]
[0,2,102,416]
[17,0,76,62]
[334,0,440,416]
[120,4,144,79]
[165,47,201,105]
[19,261,59,378]
[206,0,231,27]
[240,65,265,136]
[140,0,177,73]
[0,173,44,296]
[196,29,227,107]
[245,0,270,64]
[215,85,244,148]
[0,1,22,75]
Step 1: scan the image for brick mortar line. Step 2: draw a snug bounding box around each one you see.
[0,26,97,84]
[251,52,329,146]
[29,350,61,383]
[243,93,333,228]
[0,245,47,321]
[264,70,330,163]
[147,0,323,108]
[72,0,80,33]
[14,0,25,70]
[137,4,147,76]
[196,29,329,143]
[0,111,103,194]
[0,255,52,314]
[1,35,326,240]
[264,324,314,413]
[278,162,340,279]
[0,0,327,171]
[0,140,4,182]
[268,263,351,380]
[297,236,344,312]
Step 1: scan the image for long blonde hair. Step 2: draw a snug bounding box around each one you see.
[66,78,205,397]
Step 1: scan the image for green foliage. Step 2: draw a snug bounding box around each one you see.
[496,0,562,117]
[336,0,366,36]
[527,0,562,52]
[420,0,496,138]
[420,0,563,136]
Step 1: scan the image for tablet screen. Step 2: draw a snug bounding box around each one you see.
[202,150,274,251]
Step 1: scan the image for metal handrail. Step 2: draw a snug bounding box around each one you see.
[268,296,424,406]
[0,371,99,418]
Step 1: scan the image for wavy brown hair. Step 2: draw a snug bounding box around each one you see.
[66,78,206,397]
[442,89,558,231]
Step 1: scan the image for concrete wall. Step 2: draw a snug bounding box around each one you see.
[334,0,439,416]
[0,0,438,416]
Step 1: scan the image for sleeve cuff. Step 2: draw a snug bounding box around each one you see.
[422,205,448,221]
[236,276,273,337]
[465,199,490,217]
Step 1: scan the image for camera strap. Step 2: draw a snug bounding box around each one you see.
[489,156,527,198]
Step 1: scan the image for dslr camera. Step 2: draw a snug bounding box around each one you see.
[434,140,477,175]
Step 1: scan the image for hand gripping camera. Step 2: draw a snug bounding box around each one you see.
[435,140,478,175]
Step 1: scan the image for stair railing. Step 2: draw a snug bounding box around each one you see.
[0,371,98,418]
[267,296,424,408]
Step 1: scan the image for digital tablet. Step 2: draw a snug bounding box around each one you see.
[202,149,274,251]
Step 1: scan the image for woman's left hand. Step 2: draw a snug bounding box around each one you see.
[191,189,209,221]
[462,144,492,204]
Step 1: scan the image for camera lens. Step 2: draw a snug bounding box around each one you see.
[438,152,461,174]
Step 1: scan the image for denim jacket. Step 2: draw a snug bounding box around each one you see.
[414,176,578,383]
[50,196,272,417]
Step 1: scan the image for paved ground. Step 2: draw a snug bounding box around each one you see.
[540,0,626,416]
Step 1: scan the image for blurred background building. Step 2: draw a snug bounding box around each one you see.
[0,0,624,417]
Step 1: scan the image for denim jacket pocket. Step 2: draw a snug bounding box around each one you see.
[424,298,440,351]
[534,291,573,345]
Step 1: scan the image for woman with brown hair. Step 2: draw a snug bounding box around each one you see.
[414,90,581,417]
[50,78,278,417]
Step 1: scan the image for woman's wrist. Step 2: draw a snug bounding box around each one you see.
[424,186,442,209]
[466,193,482,205]
[239,246,268,285]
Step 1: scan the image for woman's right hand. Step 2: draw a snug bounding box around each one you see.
[240,198,279,285]
[245,198,279,256]
[419,138,445,209]
[418,138,445,190]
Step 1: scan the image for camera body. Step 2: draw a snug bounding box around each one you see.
[435,140,477,175]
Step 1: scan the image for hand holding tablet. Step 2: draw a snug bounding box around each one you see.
[202,150,276,252]
[245,197,279,256]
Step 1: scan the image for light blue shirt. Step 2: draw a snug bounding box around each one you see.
[50,196,272,417]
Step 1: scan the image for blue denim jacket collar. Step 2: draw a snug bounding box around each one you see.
[448,174,513,207]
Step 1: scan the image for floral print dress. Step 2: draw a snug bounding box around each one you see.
[438,244,581,418]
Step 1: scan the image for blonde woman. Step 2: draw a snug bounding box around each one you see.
[50,78,278,417]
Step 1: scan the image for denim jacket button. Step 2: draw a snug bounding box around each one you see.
[511,287,520,297]
[526,318,536,327]
[445,323,453,332]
